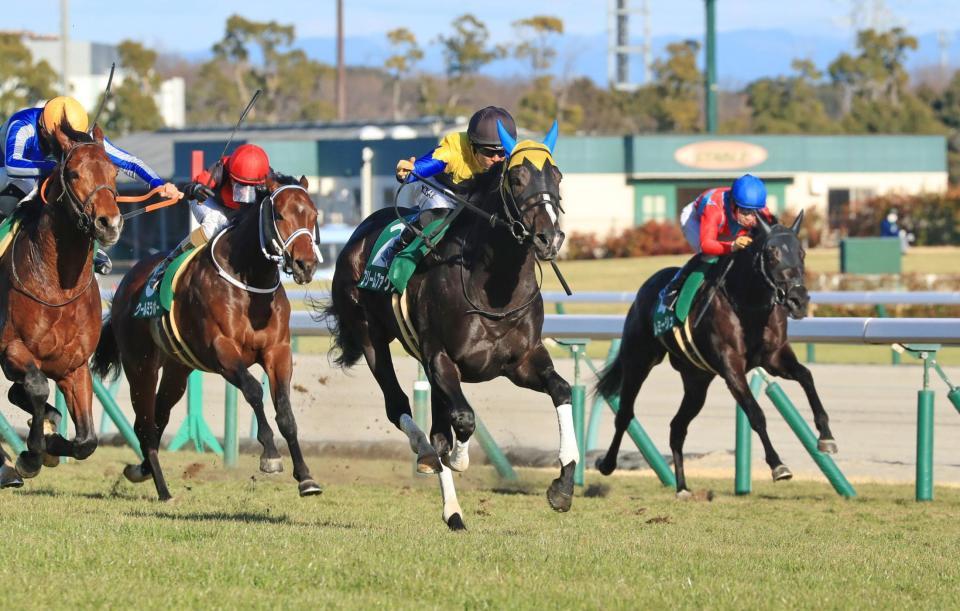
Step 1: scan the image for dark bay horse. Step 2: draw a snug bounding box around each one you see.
[0,124,123,488]
[595,212,838,496]
[325,126,574,530]
[91,174,322,501]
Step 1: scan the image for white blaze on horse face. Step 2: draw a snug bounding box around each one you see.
[556,403,578,466]
[546,203,558,225]
[438,464,463,523]
[448,438,470,471]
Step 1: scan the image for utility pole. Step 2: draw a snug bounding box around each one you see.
[336,0,346,121]
[60,0,69,96]
[704,0,717,133]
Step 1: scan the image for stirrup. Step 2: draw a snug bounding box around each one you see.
[93,249,112,275]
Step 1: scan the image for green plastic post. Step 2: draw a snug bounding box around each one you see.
[586,339,620,451]
[762,377,856,498]
[735,373,764,495]
[0,411,26,455]
[413,365,430,475]
[224,383,238,468]
[805,343,815,364]
[55,389,68,464]
[916,389,935,501]
[291,336,300,354]
[99,376,121,435]
[168,372,223,455]
[949,388,960,415]
[92,378,143,460]
[604,392,676,487]
[570,343,587,486]
[474,416,517,481]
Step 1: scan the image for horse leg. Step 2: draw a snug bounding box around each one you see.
[262,344,322,497]
[362,330,440,474]
[426,351,475,447]
[0,443,23,488]
[506,343,579,512]
[669,363,713,497]
[8,383,62,436]
[722,364,790,481]
[120,352,173,500]
[44,367,97,460]
[764,344,837,454]
[13,364,51,478]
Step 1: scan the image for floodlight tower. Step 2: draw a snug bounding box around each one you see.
[607,0,651,91]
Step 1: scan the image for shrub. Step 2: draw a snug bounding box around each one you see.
[563,221,691,259]
[841,192,959,245]
[781,205,825,248]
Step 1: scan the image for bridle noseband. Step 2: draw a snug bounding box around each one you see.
[259,184,322,274]
[754,232,805,307]
[497,146,564,247]
[55,141,119,234]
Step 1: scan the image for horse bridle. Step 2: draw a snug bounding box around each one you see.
[259,184,322,274]
[497,146,564,246]
[755,232,805,306]
[56,141,119,234]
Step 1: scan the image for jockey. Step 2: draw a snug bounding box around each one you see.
[661,174,776,313]
[390,106,517,253]
[175,143,271,256]
[0,96,180,273]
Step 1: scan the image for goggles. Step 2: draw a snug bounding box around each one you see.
[474,144,506,159]
[232,183,260,204]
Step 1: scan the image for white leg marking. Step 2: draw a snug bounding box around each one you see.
[556,403,579,466]
[448,438,470,472]
[399,413,427,454]
[438,464,463,523]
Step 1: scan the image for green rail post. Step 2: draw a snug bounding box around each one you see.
[569,342,587,487]
[413,365,430,475]
[603,391,676,487]
[291,336,300,354]
[224,383,239,468]
[915,350,936,501]
[168,371,223,455]
[92,378,143,460]
[734,373,764,495]
[55,389,68,464]
[99,376,121,435]
[586,339,620,451]
[756,369,856,498]
[876,305,900,365]
[805,343,816,364]
[0,411,26,455]
[474,415,518,481]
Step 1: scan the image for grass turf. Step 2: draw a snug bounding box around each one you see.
[2,447,959,609]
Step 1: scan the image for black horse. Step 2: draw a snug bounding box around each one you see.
[325,126,576,530]
[595,212,838,496]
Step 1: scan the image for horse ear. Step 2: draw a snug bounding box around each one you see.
[543,120,559,154]
[790,209,805,235]
[92,124,104,144]
[757,212,773,236]
[496,120,517,155]
[53,128,72,156]
[299,174,309,190]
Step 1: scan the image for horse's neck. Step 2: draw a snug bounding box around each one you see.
[23,192,92,290]
[460,218,535,306]
[723,246,774,314]
[213,211,275,283]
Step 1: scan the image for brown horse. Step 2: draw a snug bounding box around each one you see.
[0,124,123,488]
[91,174,322,501]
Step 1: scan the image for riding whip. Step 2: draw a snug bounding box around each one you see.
[215,89,262,163]
[89,62,116,132]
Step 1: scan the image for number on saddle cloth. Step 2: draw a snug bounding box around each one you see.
[652,257,718,337]
[132,246,199,319]
[358,215,449,295]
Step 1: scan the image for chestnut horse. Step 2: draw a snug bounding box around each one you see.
[595,212,839,496]
[325,126,573,530]
[91,174,322,501]
[0,123,123,488]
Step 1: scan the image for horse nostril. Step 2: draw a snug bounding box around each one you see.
[96,216,110,229]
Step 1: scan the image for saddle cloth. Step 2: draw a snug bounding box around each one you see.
[358,216,449,295]
[133,245,203,319]
[652,256,717,338]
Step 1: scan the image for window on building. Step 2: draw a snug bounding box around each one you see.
[641,195,667,222]
[827,188,849,230]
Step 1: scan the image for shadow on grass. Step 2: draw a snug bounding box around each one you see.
[13,487,145,501]
[145,511,291,525]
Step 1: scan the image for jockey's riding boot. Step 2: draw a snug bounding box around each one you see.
[93,248,112,275]
[661,257,701,314]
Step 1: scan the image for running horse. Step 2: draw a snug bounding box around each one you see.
[91,174,322,501]
[595,212,839,496]
[0,123,122,488]
[325,123,574,530]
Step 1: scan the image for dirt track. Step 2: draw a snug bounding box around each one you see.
[2,355,958,486]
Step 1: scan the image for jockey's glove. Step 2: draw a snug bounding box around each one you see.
[732,235,753,251]
[183,182,215,203]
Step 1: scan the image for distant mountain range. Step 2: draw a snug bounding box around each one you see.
[181,28,960,87]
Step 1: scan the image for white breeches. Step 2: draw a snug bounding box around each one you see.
[679,201,702,253]
[190,198,233,241]
[413,183,456,211]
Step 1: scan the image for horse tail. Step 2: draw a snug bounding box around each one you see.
[313,293,364,369]
[594,347,624,401]
[91,317,122,382]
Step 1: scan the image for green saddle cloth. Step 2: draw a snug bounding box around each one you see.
[358,217,448,294]
[652,256,718,337]
[133,247,196,319]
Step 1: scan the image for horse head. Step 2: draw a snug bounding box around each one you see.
[755,210,809,319]
[261,173,320,284]
[52,123,122,246]
[497,120,564,261]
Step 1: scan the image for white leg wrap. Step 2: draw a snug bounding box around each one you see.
[447,438,470,472]
[556,403,579,466]
[438,464,463,522]
[398,413,426,454]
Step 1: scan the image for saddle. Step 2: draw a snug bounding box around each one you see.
[358,216,449,295]
[134,245,203,319]
[652,257,717,337]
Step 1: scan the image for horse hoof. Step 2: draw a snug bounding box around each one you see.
[547,478,574,513]
[772,464,793,481]
[123,464,152,483]
[42,453,60,468]
[676,489,693,500]
[596,456,616,476]
[260,457,284,474]
[818,439,838,454]
[0,464,24,488]
[298,479,323,497]
[446,513,467,531]
[15,453,41,479]
[416,452,442,475]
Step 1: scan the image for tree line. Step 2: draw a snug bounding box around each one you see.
[4,17,960,180]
